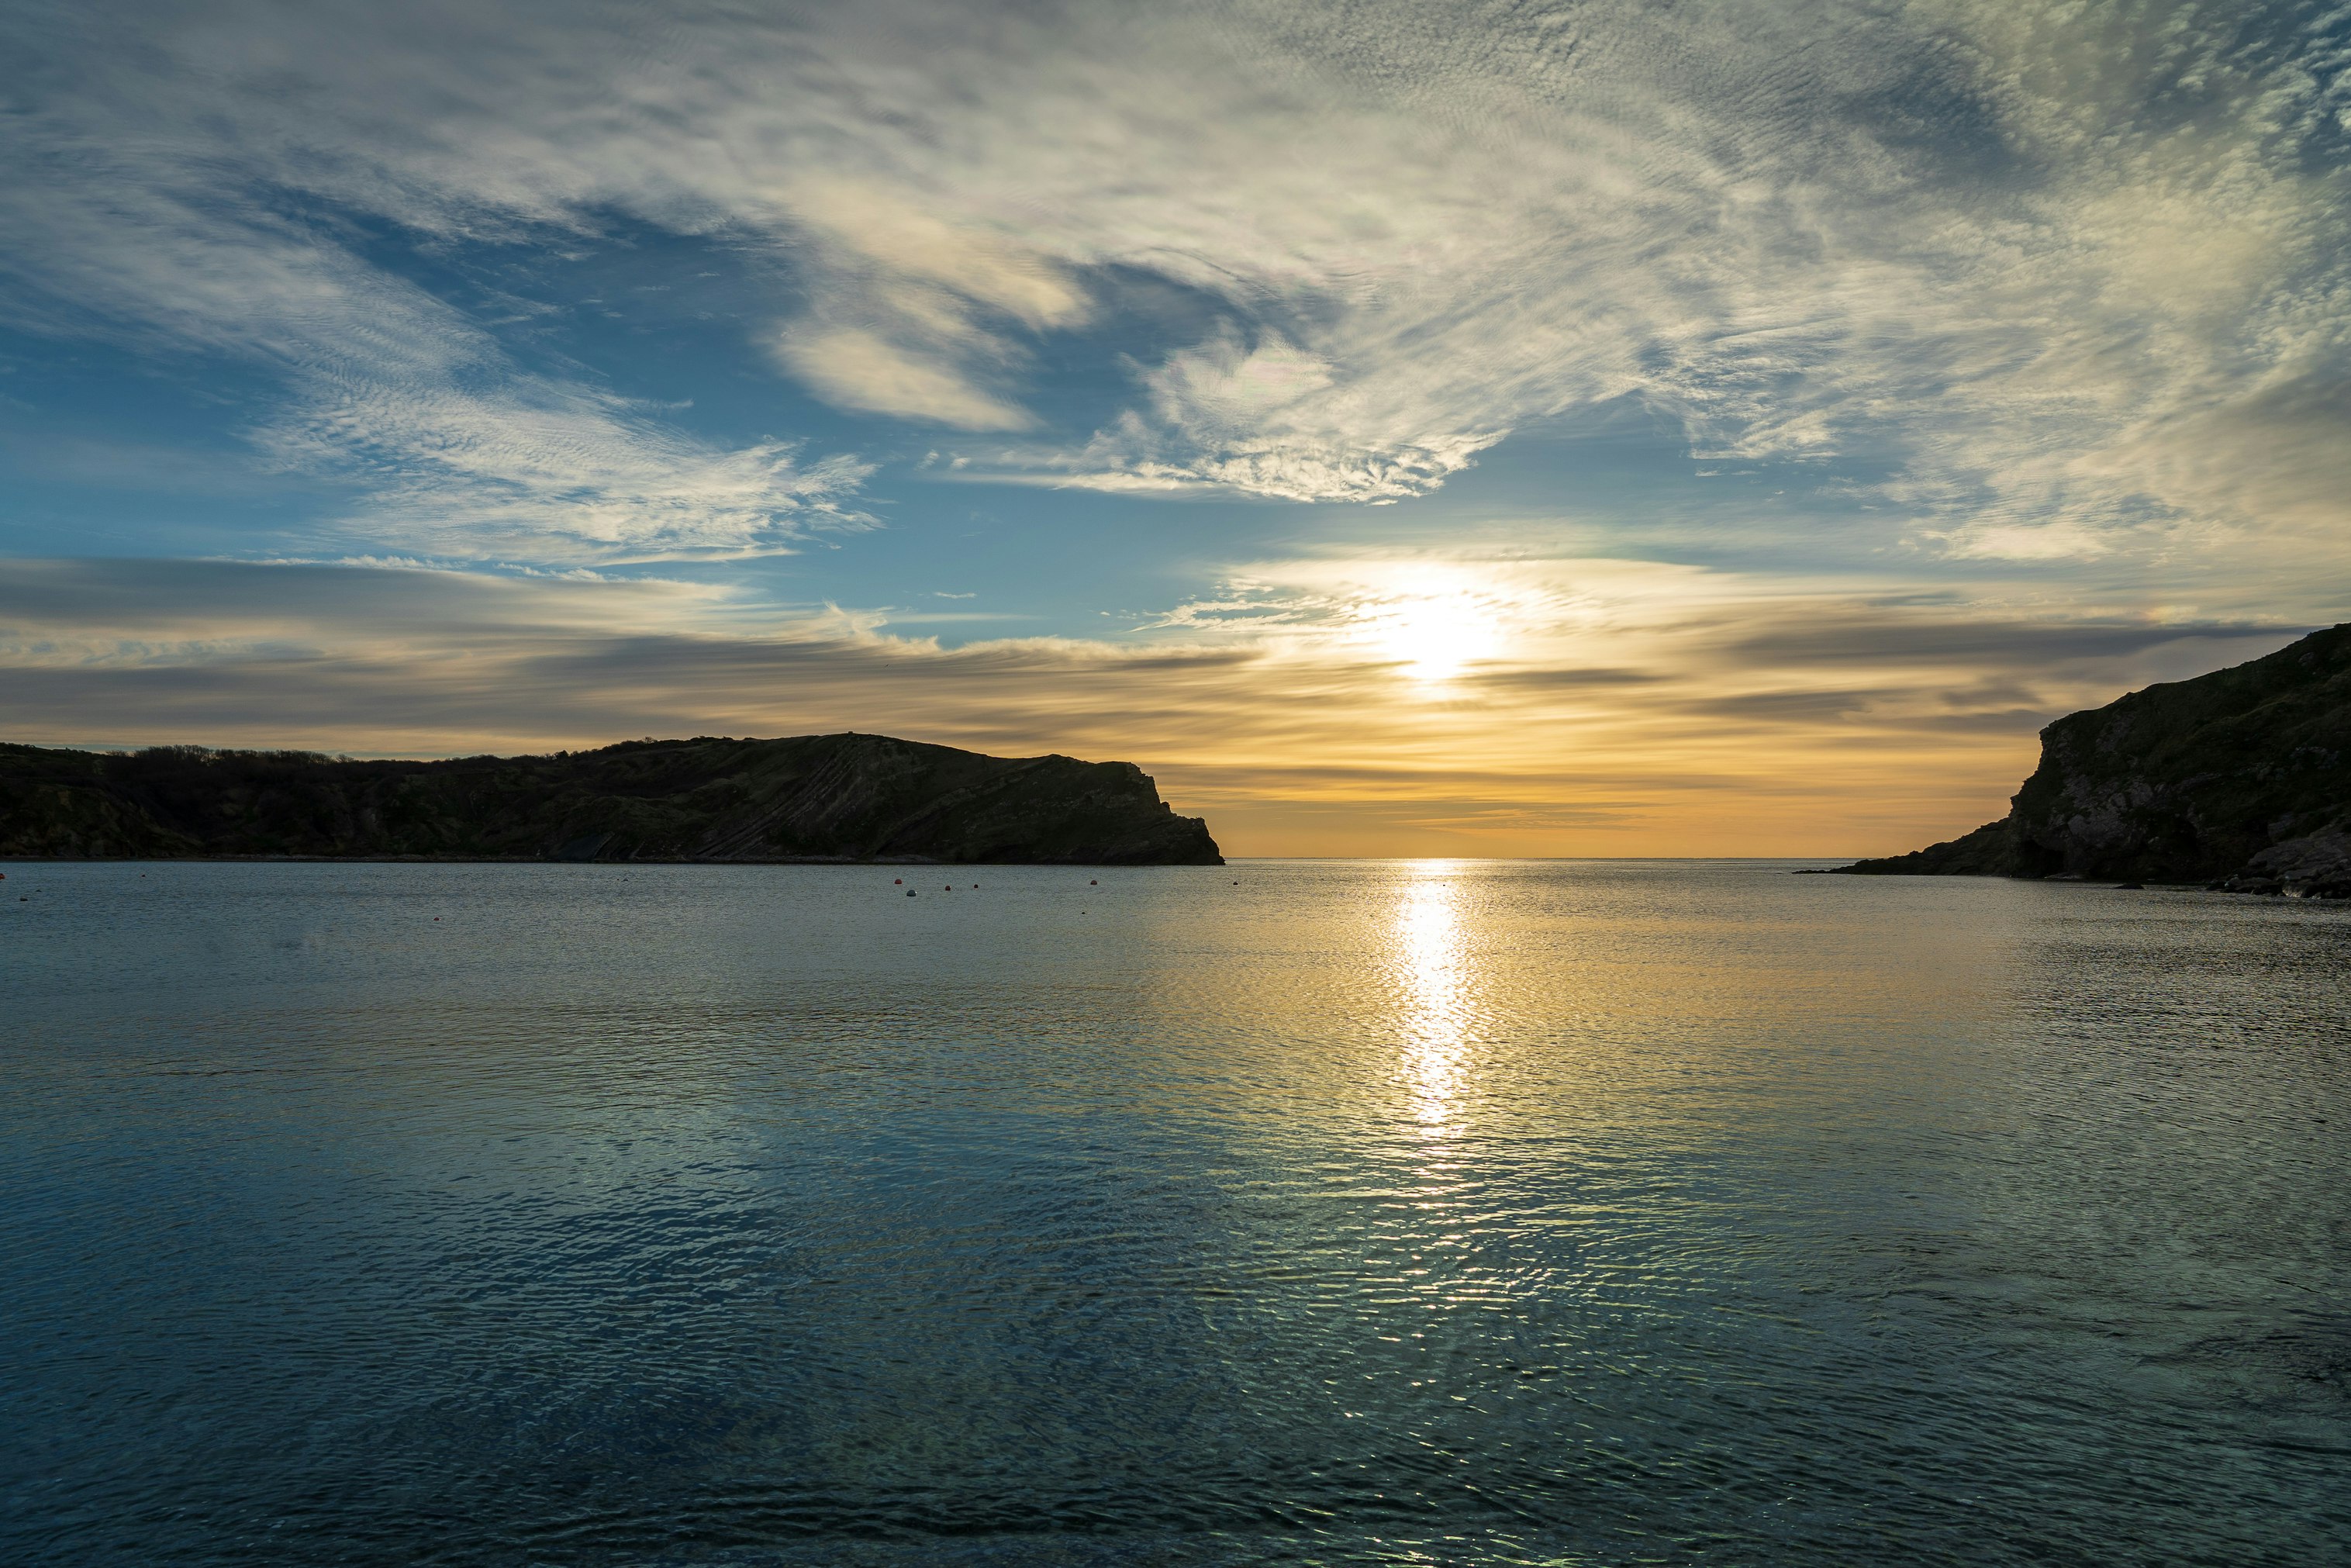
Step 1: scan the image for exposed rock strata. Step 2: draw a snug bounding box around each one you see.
[0,733,1224,865]
[1842,623,2350,896]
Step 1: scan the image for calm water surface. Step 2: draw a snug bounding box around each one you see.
[3,860,2347,1565]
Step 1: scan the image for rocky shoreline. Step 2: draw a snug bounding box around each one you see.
[1840,624,2350,898]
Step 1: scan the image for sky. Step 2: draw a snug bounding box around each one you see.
[2,0,2347,855]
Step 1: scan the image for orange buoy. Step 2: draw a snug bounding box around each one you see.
[1089,879,1097,885]
[894,878,903,885]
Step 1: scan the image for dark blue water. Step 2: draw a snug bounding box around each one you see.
[3,860,2347,1565]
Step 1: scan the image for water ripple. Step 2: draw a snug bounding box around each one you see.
[3,861,2347,1564]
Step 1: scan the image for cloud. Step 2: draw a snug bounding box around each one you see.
[784,179,1090,333]
[0,164,872,559]
[0,0,2346,871]
[0,556,741,656]
[0,12,875,561]
[1715,615,2301,672]
[1928,520,2115,563]
[1009,330,1505,502]
[768,181,1091,428]
[778,327,1034,432]
[6,0,2345,558]
[261,379,876,558]
[8,553,2308,854]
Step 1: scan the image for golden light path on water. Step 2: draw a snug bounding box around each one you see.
[1393,860,1476,1136]
[10,862,2350,1564]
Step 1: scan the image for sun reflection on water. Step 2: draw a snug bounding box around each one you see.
[1393,862,1474,1134]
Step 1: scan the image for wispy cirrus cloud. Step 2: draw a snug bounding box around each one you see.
[772,179,1089,431]
[0,11,874,561]
[257,381,874,561]
[0,164,869,560]
[6,0,2346,569]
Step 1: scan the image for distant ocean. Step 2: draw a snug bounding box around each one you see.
[5,861,2346,1566]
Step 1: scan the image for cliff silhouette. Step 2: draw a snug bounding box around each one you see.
[0,733,1224,866]
[1843,623,2350,895]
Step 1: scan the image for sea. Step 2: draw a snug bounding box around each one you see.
[3,859,2347,1566]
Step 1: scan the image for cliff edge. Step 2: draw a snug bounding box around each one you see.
[0,732,1224,865]
[1842,623,2351,895]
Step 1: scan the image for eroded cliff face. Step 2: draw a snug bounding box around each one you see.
[1844,624,2351,894]
[0,733,1224,865]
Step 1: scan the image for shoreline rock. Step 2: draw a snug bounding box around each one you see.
[1838,623,2349,896]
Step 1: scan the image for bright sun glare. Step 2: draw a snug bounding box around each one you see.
[1363,592,1501,682]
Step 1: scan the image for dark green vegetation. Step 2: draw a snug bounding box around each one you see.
[0,734,1223,865]
[1845,623,2350,894]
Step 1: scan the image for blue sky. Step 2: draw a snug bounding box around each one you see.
[3,0,2347,853]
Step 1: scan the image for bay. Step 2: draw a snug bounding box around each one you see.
[3,860,2346,1565]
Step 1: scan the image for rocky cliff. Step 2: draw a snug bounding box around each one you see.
[1842,623,2351,895]
[0,733,1224,865]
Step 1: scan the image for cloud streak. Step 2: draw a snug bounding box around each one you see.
[0,556,2308,855]
[2,8,875,560]
[7,0,2347,558]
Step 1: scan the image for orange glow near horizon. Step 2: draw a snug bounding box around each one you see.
[0,558,2312,860]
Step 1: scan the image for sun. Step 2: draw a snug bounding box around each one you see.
[1364,592,1500,682]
